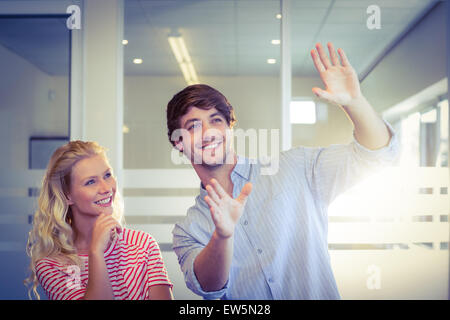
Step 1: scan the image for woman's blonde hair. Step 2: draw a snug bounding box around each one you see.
[24,140,124,299]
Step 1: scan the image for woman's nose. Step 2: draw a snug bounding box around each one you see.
[98,179,111,193]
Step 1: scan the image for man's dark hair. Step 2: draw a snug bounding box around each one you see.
[166,84,236,146]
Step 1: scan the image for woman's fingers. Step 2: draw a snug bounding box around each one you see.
[96,213,121,234]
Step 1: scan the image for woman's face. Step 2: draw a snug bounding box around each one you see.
[66,154,116,218]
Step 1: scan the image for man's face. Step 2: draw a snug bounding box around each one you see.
[177,107,233,167]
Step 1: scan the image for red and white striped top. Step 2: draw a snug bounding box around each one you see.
[35,228,173,300]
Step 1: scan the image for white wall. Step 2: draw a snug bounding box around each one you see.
[124,75,282,168]
[0,44,68,171]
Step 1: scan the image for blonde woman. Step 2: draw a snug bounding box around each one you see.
[25,141,173,300]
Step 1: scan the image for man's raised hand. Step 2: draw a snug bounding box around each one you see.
[310,42,363,108]
[204,179,252,239]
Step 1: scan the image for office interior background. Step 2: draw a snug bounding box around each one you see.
[0,0,448,299]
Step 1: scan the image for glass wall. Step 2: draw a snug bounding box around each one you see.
[289,0,448,299]
[122,0,282,299]
[0,15,71,299]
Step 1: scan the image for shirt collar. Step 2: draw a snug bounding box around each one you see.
[232,155,251,181]
[199,155,252,194]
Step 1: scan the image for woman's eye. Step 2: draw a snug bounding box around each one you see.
[105,172,111,179]
[85,179,95,186]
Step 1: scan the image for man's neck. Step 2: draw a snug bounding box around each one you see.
[193,153,237,197]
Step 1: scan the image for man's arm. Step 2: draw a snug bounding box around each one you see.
[310,42,391,150]
[194,179,252,292]
[193,231,233,292]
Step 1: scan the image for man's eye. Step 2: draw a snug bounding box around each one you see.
[189,122,201,130]
[213,118,223,123]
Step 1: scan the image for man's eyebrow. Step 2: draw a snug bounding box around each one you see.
[183,112,224,128]
[209,112,224,119]
[81,168,110,181]
[183,118,200,128]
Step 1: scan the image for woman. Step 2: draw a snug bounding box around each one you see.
[25,140,173,300]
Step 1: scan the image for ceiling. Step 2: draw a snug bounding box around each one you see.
[0,0,439,78]
[0,15,70,76]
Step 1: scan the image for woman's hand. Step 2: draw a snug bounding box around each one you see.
[310,42,363,109]
[89,213,122,255]
[204,179,252,239]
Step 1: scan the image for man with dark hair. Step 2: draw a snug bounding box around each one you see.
[167,43,399,299]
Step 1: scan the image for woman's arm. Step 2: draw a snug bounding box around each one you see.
[82,251,114,300]
[82,213,121,300]
[148,285,174,300]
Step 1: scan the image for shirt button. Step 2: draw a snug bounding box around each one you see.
[243,220,248,226]
[257,249,262,254]
[268,278,274,283]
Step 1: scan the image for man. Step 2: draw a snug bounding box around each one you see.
[166,43,399,299]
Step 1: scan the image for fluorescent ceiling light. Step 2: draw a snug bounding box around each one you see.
[267,58,276,64]
[276,13,282,19]
[271,39,280,45]
[290,100,316,124]
[122,39,128,45]
[133,58,143,64]
[168,36,199,85]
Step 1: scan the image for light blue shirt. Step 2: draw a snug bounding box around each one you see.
[172,122,399,299]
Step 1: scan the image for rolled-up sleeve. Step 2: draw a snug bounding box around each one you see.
[304,120,400,209]
[172,204,229,300]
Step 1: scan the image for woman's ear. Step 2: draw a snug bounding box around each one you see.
[66,194,74,206]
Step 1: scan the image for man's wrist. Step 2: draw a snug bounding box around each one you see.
[212,230,233,242]
[343,94,369,111]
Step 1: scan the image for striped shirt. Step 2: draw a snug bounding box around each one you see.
[36,228,173,300]
[172,121,399,299]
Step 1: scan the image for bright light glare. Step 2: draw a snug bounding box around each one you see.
[290,100,316,124]
[420,109,437,123]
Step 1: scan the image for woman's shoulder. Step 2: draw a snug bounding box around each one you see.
[120,228,159,250]
[35,255,76,276]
